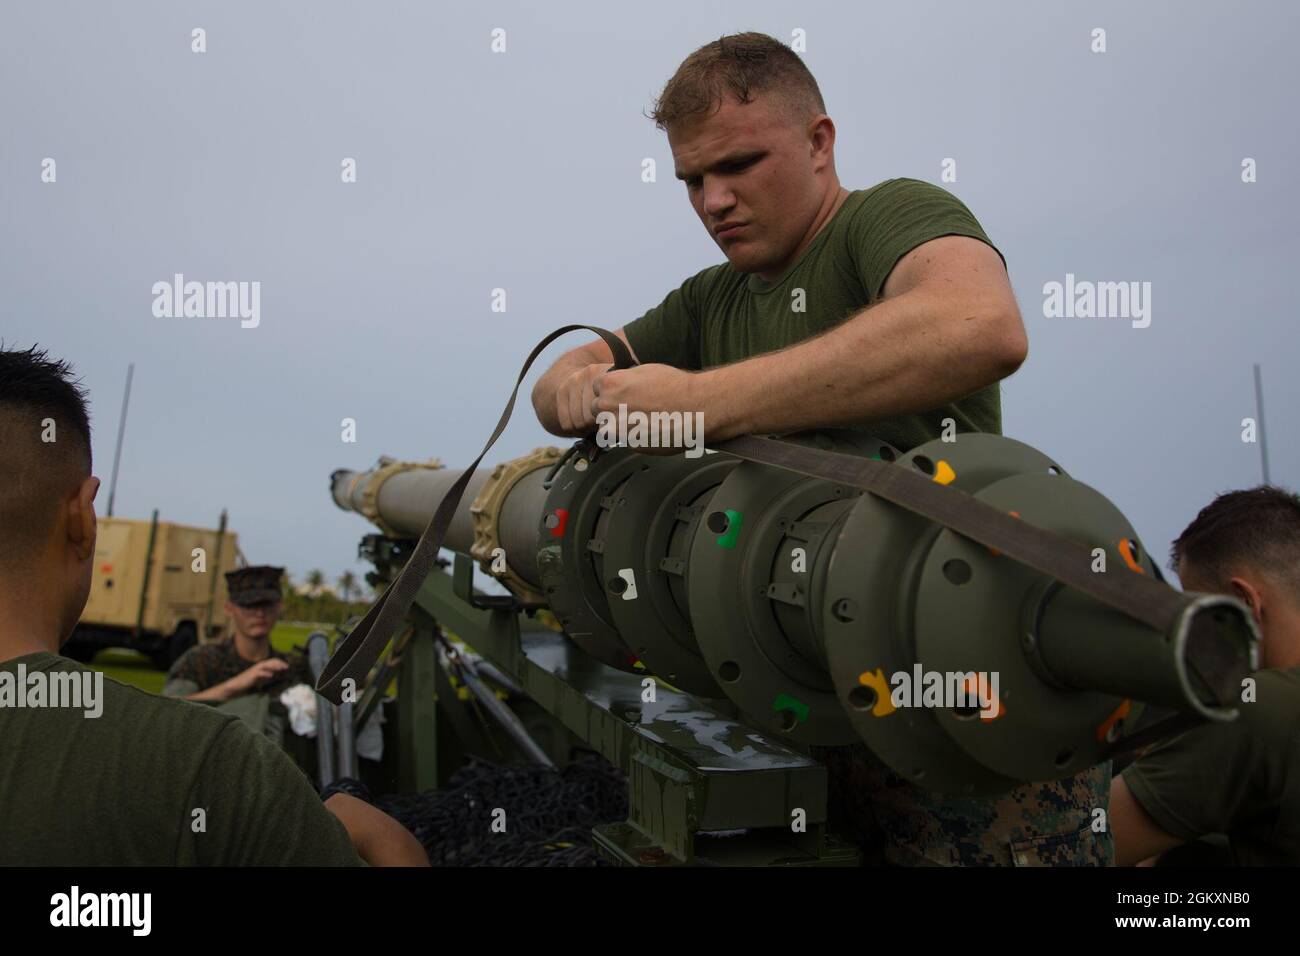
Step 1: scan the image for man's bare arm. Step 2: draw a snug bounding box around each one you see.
[182,658,288,703]
[592,237,1028,441]
[531,328,638,436]
[324,793,430,866]
[1109,775,1185,866]
[184,684,235,703]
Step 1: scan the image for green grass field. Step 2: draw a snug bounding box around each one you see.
[89,623,326,694]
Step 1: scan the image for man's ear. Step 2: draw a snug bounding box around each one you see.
[806,113,836,163]
[67,476,100,560]
[1228,576,1264,625]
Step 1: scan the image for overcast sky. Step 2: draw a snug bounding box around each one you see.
[2,0,1295,592]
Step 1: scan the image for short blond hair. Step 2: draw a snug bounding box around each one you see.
[647,32,827,132]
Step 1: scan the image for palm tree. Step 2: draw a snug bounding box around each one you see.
[338,571,357,605]
[306,569,326,623]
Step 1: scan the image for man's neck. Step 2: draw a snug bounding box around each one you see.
[756,183,849,284]
[0,629,56,663]
[232,631,271,662]
[1265,619,1300,669]
[0,580,63,663]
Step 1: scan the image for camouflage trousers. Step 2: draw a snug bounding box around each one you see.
[811,743,1113,866]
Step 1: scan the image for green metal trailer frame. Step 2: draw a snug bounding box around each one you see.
[388,554,857,866]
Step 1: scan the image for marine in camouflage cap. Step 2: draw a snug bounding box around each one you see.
[163,564,312,711]
[225,564,287,606]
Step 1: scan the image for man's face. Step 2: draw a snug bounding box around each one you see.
[669,91,834,282]
[228,600,281,640]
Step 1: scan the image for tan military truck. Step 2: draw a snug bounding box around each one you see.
[65,510,245,669]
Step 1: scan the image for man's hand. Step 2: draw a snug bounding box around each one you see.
[554,362,611,436]
[223,658,289,696]
[592,363,727,453]
[183,657,290,703]
[531,329,639,438]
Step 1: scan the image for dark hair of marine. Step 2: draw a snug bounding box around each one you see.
[0,344,93,572]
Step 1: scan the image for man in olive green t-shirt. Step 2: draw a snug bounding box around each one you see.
[1111,486,1300,866]
[530,35,1124,866]
[0,344,426,866]
[1,651,364,866]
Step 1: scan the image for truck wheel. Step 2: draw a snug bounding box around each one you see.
[157,624,198,671]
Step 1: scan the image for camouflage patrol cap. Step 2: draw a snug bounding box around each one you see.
[225,565,285,606]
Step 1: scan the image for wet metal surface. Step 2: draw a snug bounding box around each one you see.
[523,630,814,772]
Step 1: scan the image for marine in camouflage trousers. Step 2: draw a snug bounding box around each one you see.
[812,742,1112,866]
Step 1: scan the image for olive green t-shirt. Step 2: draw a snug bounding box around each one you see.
[623,177,1008,451]
[1122,666,1300,866]
[0,652,363,866]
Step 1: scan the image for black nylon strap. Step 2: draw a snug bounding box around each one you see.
[712,434,1186,635]
[316,325,633,703]
[1102,712,1204,762]
[319,324,1184,705]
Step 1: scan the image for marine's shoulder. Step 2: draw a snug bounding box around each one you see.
[691,258,739,285]
[1239,666,1300,727]
[169,638,230,672]
[685,258,747,299]
[40,653,245,740]
[1147,667,1300,760]
[105,672,243,735]
[1257,664,1300,689]
[844,178,965,217]
[188,639,233,662]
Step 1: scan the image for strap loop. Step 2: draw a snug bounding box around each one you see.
[317,326,633,703]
